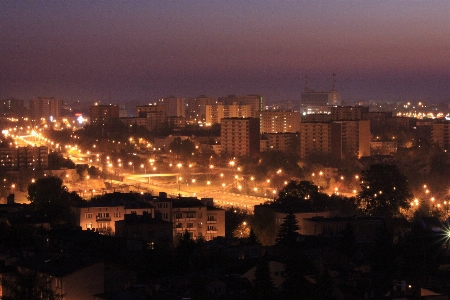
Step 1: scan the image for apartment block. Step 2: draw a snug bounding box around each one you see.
[300,120,370,159]
[158,96,185,117]
[218,94,264,117]
[261,133,299,153]
[89,104,119,125]
[150,197,226,241]
[186,95,217,122]
[299,122,332,159]
[431,121,450,151]
[259,111,300,133]
[0,146,48,170]
[330,106,369,121]
[206,103,253,124]
[221,117,260,157]
[29,97,63,120]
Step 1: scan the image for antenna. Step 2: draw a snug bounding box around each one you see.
[332,72,336,91]
[304,75,309,92]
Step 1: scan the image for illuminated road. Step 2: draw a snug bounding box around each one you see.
[14,134,271,211]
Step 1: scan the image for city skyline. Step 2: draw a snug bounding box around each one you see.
[1,1,450,103]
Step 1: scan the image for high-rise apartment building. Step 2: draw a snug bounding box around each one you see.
[300,74,341,114]
[136,104,165,118]
[330,106,369,121]
[0,146,48,170]
[300,120,370,159]
[219,94,264,117]
[431,121,450,151]
[186,95,217,122]
[205,103,253,124]
[89,104,119,125]
[158,96,185,117]
[0,98,24,117]
[259,111,301,133]
[221,117,260,157]
[29,97,63,120]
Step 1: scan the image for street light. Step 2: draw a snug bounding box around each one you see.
[129,162,134,173]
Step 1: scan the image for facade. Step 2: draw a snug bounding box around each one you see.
[259,111,301,133]
[29,97,63,120]
[16,254,104,300]
[186,95,217,122]
[119,117,148,130]
[151,197,226,241]
[89,104,119,125]
[370,140,398,155]
[158,96,185,117]
[136,104,164,118]
[221,117,260,157]
[431,121,450,151]
[299,122,332,159]
[205,103,253,124]
[261,133,299,153]
[0,146,48,170]
[0,98,24,117]
[218,94,264,117]
[330,120,371,159]
[300,120,370,159]
[330,106,369,121]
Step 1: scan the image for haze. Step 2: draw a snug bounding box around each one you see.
[1,1,450,103]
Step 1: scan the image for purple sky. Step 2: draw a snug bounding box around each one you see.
[1,1,450,104]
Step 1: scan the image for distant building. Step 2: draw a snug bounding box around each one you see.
[29,97,63,120]
[135,104,164,118]
[186,95,217,123]
[150,197,226,241]
[431,121,450,151]
[221,117,260,157]
[330,106,369,121]
[300,74,341,114]
[0,146,48,170]
[89,104,119,125]
[261,133,299,153]
[158,96,185,117]
[300,120,370,159]
[15,253,104,300]
[259,111,301,133]
[370,140,397,155]
[0,98,24,117]
[218,94,264,116]
[206,103,253,124]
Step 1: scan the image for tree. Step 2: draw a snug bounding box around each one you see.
[250,258,277,300]
[28,176,82,224]
[275,212,299,246]
[357,164,412,218]
[169,137,196,159]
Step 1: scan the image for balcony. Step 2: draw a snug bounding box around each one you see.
[207,230,218,233]
[96,216,111,221]
[206,220,217,224]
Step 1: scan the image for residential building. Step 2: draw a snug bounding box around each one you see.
[29,97,63,120]
[151,197,226,241]
[158,96,185,117]
[221,117,260,157]
[330,106,369,121]
[259,111,301,133]
[206,103,253,124]
[0,98,24,117]
[371,140,398,155]
[261,133,299,153]
[89,104,119,125]
[135,104,164,118]
[0,146,48,170]
[15,253,104,300]
[218,94,264,117]
[186,95,217,123]
[431,121,450,151]
[300,120,370,159]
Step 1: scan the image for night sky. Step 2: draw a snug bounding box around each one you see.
[1,1,450,104]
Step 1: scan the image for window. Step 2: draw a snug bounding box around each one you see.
[163,213,168,219]
[85,213,93,219]
[186,212,195,218]
[175,213,183,219]
[114,212,121,218]
[187,223,194,228]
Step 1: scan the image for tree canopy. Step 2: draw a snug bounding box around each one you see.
[357,163,411,218]
[28,176,82,224]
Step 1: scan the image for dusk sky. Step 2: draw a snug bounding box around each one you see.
[1,1,450,104]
